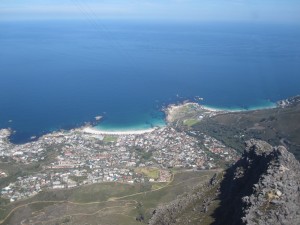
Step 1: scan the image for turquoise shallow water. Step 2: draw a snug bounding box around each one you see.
[96,99,277,132]
[0,20,300,143]
[95,111,166,131]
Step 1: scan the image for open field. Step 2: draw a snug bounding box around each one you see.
[0,170,217,225]
[183,119,199,127]
[134,167,160,180]
[102,135,118,143]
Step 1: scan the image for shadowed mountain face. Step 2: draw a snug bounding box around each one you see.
[149,140,300,225]
[213,139,300,225]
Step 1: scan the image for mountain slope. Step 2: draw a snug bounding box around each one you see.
[213,139,300,225]
[149,140,300,225]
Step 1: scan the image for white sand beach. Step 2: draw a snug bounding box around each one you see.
[201,105,225,112]
[82,127,157,135]
[202,103,277,112]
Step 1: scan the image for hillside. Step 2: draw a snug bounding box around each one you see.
[0,170,216,225]
[192,96,300,160]
[149,140,300,225]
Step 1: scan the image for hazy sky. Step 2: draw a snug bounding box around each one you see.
[1,0,300,23]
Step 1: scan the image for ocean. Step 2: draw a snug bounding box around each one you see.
[0,20,300,143]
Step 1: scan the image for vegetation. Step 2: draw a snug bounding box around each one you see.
[135,167,160,180]
[192,103,300,159]
[151,183,166,190]
[183,119,199,127]
[103,135,118,143]
[0,162,42,189]
[0,170,215,225]
[134,147,153,162]
[3,101,299,224]
[148,172,223,225]
[69,175,88,184]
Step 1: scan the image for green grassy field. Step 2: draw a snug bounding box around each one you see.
[135,167,160,180]
[183,119,199,127]
[103,135,118,143]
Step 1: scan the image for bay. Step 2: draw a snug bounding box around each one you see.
[0,20,300,143]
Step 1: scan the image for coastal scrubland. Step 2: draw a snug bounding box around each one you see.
[166,96,300,160]
[191,99,300,160]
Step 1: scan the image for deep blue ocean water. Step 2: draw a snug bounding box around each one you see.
[0,20,300,143]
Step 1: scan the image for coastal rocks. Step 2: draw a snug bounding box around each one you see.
[213,139,300,225]
[94,116,102,121]
[164,102,201,124]
[277,95,300,108]
[0,129,13,150]
[164,102,224,128]
[0,129,11,139]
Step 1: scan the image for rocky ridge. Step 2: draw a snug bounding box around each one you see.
[213,139,300,225]
[149,140,300,225]
[148,173,221,225]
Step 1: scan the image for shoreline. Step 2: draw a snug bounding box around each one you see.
[5,98,282,144]
[202,102,278,112]
[163,100,278,124]
[84,101,274,135]
[82,126,158,135]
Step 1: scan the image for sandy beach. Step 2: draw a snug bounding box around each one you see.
[202,103,277,112]
[82,127,157,135]
[201,105,225,112]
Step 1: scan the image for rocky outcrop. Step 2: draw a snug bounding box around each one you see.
[149,140,300,225]
[148,174,221,225]
[213,139,300,225]
[277,95,300,108]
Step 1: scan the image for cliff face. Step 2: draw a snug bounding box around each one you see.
[213,139,300,225]
[149,140,300,225]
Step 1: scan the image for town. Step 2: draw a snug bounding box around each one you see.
[0,124,238,202]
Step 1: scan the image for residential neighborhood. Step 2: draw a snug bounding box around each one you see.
[0,126,237,202]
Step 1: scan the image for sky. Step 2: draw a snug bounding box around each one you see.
[1,0,300,23]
